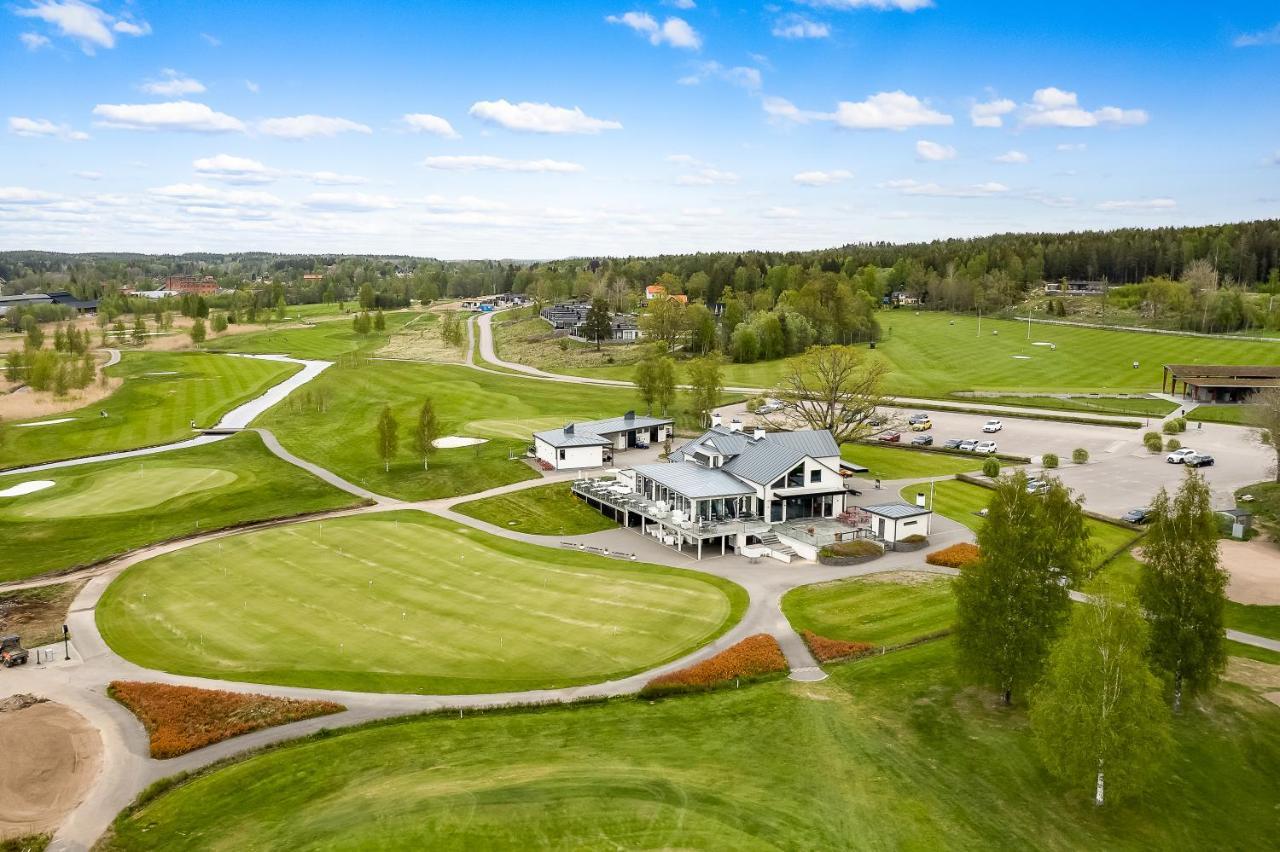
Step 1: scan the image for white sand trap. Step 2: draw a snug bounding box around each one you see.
[0,480,55,497]
[1012,355,1031,360]
[433,435,489,449]
[145,371,178,376]
[15,417,75,427]
[1032,341,1056,348]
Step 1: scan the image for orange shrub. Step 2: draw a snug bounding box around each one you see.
[109,681,344,759]
[641,634,788,697]
[925,542,981,568]
[801,631,874,663]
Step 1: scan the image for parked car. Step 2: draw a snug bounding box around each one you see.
[0,635,28,668]
[1166,447,1197,464]
[908,413,931,424]
[975,440,998,454]
[756,400,784,415]
[1121,507,1152,524]
[1026,478,1051,495]
[910,419,932,432]
[982,419,1003,433]
[958,439,979,451]
[911,434,934,447]
[942,438,963,449]
[878,431,902,443]
[1185,452,1215,468]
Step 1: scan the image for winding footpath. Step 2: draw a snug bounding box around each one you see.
[3,325,1276,851]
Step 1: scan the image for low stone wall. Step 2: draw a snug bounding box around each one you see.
[818,548,884,567]
[891,538,929,553]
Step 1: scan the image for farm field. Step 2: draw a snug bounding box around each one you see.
[841,443,984,480]
[454,482,618,535]
[103,638,1280,852]
[1,351,298,470]
[204,309,419,360]
[782,572,954,648]
[97,511,745,694]
[0,431,363,582]
[254,359,646,501]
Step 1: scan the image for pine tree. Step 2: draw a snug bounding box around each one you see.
[1138,471,1228,711]
[212,312,229,334]
[581,298,613,350]
[376,405,399,473]
[132,316,148,346]
[374,309,386,331]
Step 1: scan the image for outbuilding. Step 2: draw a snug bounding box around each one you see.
[532,410,674,471]
[863,502,932,544]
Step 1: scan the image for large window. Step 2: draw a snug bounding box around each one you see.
[786,464,805,488]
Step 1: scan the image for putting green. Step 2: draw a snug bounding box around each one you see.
[97,511,745,694]
[466,415,575,440]
[14,467,237,519]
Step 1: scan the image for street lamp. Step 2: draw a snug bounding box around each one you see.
[62,624,70,661]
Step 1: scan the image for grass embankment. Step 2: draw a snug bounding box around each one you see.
[454,482,617,535]
[1,351,298,469]
[97,511,746,694]
[204,309,418,360]
[783,572,954,648]
[0,432,362,582]
[841,443,983,480]
[255,360,645,501]
[1186,405,1259,426]
[0,582,83,646]
[104,637,1280,851]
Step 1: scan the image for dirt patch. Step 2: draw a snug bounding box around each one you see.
[1224,656,1280,692]
[377,315,465,363]
[1219,539,1280,605]
[0,582,85,648]
[0,372,122,422]
[0,700,102,842]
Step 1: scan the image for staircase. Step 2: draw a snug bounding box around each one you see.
[757,533,797,564]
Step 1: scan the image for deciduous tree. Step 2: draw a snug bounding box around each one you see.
[768,345,888,444]
[413,398,441,470]
[189,318,206,345]
[376,405,399,473]
[1252,386,1280,482]
[685,354,723,427]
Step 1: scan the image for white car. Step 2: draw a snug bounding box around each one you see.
[975,440,998,454]
[982,419,1003,433]
[958,439,979,451]
[1166,447,1197,464]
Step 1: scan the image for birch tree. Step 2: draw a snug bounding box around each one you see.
[376,405,399,473]
[413,398,440,471]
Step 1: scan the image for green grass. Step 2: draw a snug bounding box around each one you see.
[1225,640,1280,664]
[255,360,647,501]
[104,638,1280,852]
[1186,405,1259,425]
[2,351,298,469]
[97,510,745,694]
[966,394,1179,418]
[903,478,1142,570]
[454,482,618,535]
[204,309,419,360]
[783,572,954,647]
[841,443,984,480]
[0,432,362,582]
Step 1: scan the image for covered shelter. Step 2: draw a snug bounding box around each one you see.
[1162,364,1280,404]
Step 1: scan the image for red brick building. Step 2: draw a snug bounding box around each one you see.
[161,275,220,296]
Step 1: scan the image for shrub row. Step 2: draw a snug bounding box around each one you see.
[640,634,788,697]
[926,542,981,568]
[800,631,874,663]
[109,681,344,759]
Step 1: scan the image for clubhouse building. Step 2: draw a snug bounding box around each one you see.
[533,411,674,470]
[1162,363,1280,404]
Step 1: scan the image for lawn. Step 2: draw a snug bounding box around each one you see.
[782,572,954,648]
[2,351,298,469]
[254,359,648,501]
[841,443,985,480]
[0,431,363,582]
[204,310,419,360]
[968,395,1179,418]
[1187,405,1259,426]
[104,638,1280,851]
[97,511,745,694]
[902,478,1142,569]
[453,482,618,535]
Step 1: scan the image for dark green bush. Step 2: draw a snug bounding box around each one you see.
[982,457,1001,477]
[1072,448,1089,464]
[1042,452,1059,469]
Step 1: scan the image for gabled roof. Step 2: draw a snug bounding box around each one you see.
[632,462,755,499]
[576,412,673,434]
[533,427,611,449]
[674,426,840,486]
[865,502,931,519]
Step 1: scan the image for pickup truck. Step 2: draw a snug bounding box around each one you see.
[1,635,28,667]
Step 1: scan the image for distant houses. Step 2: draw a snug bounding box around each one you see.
[0,291,98,316]
[539,301,643,342]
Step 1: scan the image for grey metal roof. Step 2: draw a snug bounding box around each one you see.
[721,430,841,485]
[632,462,755,499]
[864,502,931,519]
[576,412,673,434]
[533,427,611,448]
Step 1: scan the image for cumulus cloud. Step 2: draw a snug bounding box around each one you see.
[193,154,274,184]
[772,15,830,39]
[19,32,50,49]
[798,0,933,10]
[675,168,740,186]
[149,183,283,209]
[881,178,1008,198]
[258,115,372,139]
[1022,87,1148,128]
[993,150,1029,164]
[422,155,584,173]
[970,98,1015,127]
[915,139,956,161]
[306,171,365,186]
[468,100,621,134]
[303,192,398,212]
[403,113,459,138]
[606,12,702,49]
[1096,198,1176,211]
[15,1,150,53]
[678,61,761,90]
[9,116,89,140]
[793,169,852,186]
[1234,23,1280,47]
[93,101,246,133]
[141,69,207,96]
[665,0,696,7]
[0,186,63,204]
[833,91,952,130]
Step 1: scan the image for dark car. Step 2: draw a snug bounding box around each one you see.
[1121,508,1151,524]
[878,431,902,443]
[1185,453,1215,468]
[0,635,28,667]
[942,438,963,449]
[911,434,933,447]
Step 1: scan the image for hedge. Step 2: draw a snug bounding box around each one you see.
[800,631,874,663]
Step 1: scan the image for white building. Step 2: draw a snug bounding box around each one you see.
[533,411,674,471]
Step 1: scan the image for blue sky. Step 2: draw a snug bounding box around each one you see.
[1,0,1278,258]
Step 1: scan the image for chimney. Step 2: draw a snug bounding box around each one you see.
[753,427,766,440]
[564,424,575,435]
[710,412,722,428]
[916,492,926,508]
[728,418,742,433]
[624,410,635,421]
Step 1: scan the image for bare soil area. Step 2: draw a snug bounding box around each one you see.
[1219,538,1280,605]
[0,582,85,648]
[0,699,102,842]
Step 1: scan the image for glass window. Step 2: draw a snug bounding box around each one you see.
[810,469,821,483]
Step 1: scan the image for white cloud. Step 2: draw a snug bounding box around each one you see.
[8,116,89,140]
[915,139,956,161]
[141,69,207,96]
[258,115,372,139]
[1022,87,1148,128]
[194,154,274,184]
[665,0,696,8]
[793,169,852,186]
[421,194,509,213]
[1234,24,1280,47]
[73,170,102,180]
[606,12,702,49]
[882,178,1008,197]
[1057,142,1087,152]
[403,113,459,138]
[970,98,1015,128]
[678,61,761,90]
[0,186,63,204]
[1096,198,1176,211]
[201,32,221,47]
[149,183,283,209]
[772,15,830,39]
[468,100,621,134]
[304,192,397,212]
[994,150,1029,164]
[19,31,50,49]
[762,206,801,219]
[833,91,952,130]
[762,96,827,125]
[93,101,246,133]
[798,0,934,10]
[675,168,740,186]
[14,1,149,53]
[245,80,260,93]
[423,155,584,173]
[306,171,366,186]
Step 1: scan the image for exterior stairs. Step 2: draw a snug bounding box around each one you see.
[757,533,797,564]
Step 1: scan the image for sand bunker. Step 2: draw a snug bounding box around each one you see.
[0,480,55,498]
[14,418,74,427]
[1219,539,1280,605]
[433,435,489,449]
[0,699,102,841]
[1012,355,1031,360]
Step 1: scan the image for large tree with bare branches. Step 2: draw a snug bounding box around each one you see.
[1252,386,1280,482]
[766,345,889,443]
